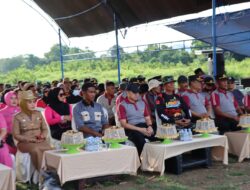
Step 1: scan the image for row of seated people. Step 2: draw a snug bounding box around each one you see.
[0,72,250,174]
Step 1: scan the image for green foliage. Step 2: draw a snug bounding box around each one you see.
[0,42,249,84]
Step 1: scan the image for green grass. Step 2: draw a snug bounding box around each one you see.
[206,184,240,190]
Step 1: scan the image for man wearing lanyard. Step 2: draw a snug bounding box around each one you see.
[182,75,211,123]
[211,74,243,135]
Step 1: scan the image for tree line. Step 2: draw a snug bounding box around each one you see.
[0,40,246,73]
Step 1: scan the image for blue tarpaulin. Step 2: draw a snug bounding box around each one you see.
[169,9,250,57]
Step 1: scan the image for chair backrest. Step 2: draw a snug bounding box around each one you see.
[155,110,162,135]
[71,104,78,132]
[40,110,52,143]
[102,107,109,121]
[112,106,121,127]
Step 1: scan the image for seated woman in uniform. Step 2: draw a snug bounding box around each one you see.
[13,90,51,171]
[44,87,72,140]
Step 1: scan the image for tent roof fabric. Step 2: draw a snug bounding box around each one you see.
[33,0,247,37]
[169,9,250,57]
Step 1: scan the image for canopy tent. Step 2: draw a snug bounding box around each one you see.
[32,0,248,80]
[168,9,250,57]
[33,0,247,38]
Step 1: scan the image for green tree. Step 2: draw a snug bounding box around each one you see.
[44,44,69,62]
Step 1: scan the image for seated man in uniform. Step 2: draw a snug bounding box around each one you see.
[211,74,243,134]
[73,83,110,137]
[118,83,155,155]
[156,76,191,129]
[182,75,211,123]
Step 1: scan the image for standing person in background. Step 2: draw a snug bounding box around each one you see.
[0,91,20,155]
[45,87,72,140]
[36,85,50,109]
[227,76,245,111]
[97,81,116,125]
[13,90,51,171]
[176,75,188,96]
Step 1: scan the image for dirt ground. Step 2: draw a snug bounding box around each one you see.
[17,156,250,190]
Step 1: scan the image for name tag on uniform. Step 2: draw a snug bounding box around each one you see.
[94,112,102,121]
[81,111,90,121]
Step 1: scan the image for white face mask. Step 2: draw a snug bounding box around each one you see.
[73,90,80,96]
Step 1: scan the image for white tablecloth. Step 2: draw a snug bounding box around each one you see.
[42,145,140,185]
[141,134,228,175]
[0,164,15,190]
[225,131,250,162]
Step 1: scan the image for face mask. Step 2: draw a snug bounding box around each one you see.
[73,90,80,96]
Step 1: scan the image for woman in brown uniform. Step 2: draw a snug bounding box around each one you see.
[13,90,52,171]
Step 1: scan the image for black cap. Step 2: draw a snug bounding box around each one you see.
[204,76,215,84]
[162,76,176,84]
[137,75,146,81]
[148,75,162,82]
[129,77,138,83]
[122,78,129,83]
[194,68,204,75]
[177,75,188,84]
[119,82,127,91]
[216,74,227,81]
[126,83,140,93]
[188,75,203,83]
[228,76,235,83]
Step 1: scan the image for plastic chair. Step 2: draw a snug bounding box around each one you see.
[71,104,78,132]
[102,107,109,121]
[112,106,121,127]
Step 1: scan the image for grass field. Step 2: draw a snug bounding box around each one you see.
[16,156,250,190]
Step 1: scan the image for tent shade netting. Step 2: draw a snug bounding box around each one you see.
[33,0,247,37]
[168,9,250,57]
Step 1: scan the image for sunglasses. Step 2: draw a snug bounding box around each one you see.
[59,93,66,97]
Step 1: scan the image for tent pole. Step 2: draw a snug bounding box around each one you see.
[58,28,64,80]
[113,12,121,84]
[212,0,217,77]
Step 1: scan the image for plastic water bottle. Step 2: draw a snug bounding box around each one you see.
[179,129,184,141]
[182,129,187,141]
[188,129,193,140]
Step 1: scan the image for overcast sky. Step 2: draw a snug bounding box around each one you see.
[0,1,249,59]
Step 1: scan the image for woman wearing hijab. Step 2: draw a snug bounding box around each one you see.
[36,85,50,109]
[0,114,13,167]
[13,90,51,171]
[44,87,72,140]
[0,91,20,155]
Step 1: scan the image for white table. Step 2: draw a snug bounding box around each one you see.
[42,145,140,185]
[140,134,228,175]
[0,164,15,190]
[225,131,250,162]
